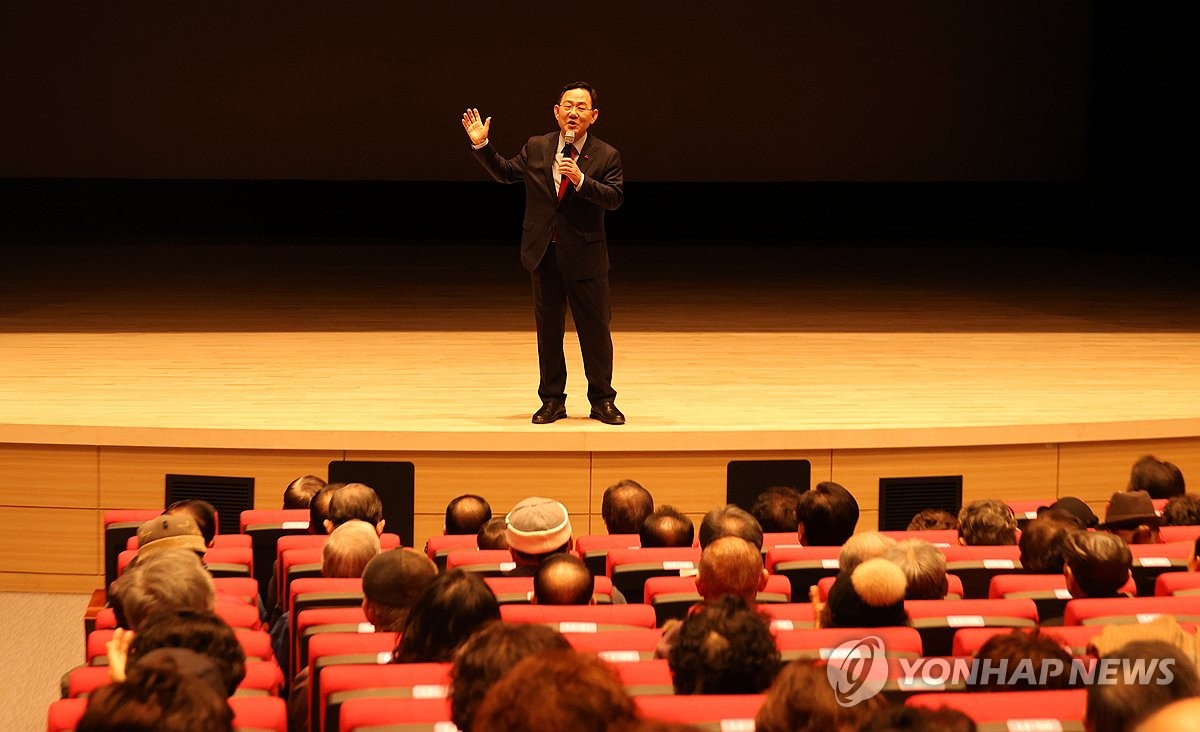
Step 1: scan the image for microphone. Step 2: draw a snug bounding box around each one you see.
[563,130,575,153]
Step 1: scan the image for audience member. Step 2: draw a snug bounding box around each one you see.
[1018,509,1082,574]
[1088,614,1199,667]
[601,478,654,534]
[796,482,860,546]
[751,485,803,533]
[476,516,509,550]
[472,649,637,732]
[361,547,439,631]
[696,535,769,603]
[1061,530,1133,604]
[668,594,780,694]
[283,474,326,510]
[116,609,247,696]
[503,496,573,575]
[1127,454,1186,500]
[1101,489,1163,545]
[77,648,234,732]
[392,568,500,663]
[655,535,768,659]
[533,552,594,605]
[907,508,959,531]
[839,531,897,575]
[639,504,695,548]
[698,504,764,550]
[756,659,886,732]
[859,703,977,732]
[109,549,216,631]
[957,499,1018,546]
[1163,494,1200,526]
[164,499,217,547]
[1085,639,1200,732]
[449,621,572,732]
[882,539,949,600]
[966,628,1074,692]
[133,514,207,565]
[819,557,909,629]
[444,493,492,535]
[1037,496,1099,529]
[321,519,381,578]
[325,482,385,534]
[308,482,342,536]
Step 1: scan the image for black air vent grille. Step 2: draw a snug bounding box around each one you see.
[878,475,963,531]
[165,474,255,537]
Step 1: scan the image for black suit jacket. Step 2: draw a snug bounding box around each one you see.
[472,131,623,280]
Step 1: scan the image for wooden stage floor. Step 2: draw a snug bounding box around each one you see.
[2,238,1198,452]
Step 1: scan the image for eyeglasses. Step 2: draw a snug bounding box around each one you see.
[558,103,591,113]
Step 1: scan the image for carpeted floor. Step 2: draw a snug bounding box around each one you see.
[0,592,90,732]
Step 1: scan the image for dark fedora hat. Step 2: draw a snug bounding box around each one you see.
[1100,490,1163,529]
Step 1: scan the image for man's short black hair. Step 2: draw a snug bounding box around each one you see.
[559,81,598,107]
[445,494,492,535]
[602,479,654,535]
[796,482,860,546]
[750,486,802,533]
[639,505,695,548]
[668,594,781,695]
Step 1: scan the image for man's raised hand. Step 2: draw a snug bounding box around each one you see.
[461,108,491,146]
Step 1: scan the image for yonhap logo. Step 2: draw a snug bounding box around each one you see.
[825,635,889,707]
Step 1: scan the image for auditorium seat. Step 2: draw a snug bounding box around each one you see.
[499,602,657,630]
[294,606,373,677]
[877,529,960,546]
[229,695,288,732]
[46,698,86,732]
[337,696,453,732]
[816,573,965,603]
[643,573,791,625]
[306,631,401,728]
[423,533,478,571]
[760,531,803,553]
[563,627,665,662]
[988,573,1137,622]
[574,533,641,576]
[610,658,674,695]
[66,657,283,698]
[1063,595,1200,626]
[1005,499,1054,529]
[443,548,516,576]
[764,545,842,601]
[774,625,924,662]
[318,662,451,732]
[950,625,1104,658]
[1155,571,1200,597]
[938,544,1022,599]
[242,508,311,600]
[1128,542,1192,597]
[605,546,702,604]
[203,546,255,579]
[635,693,766,728]
[757,602,817,631]
[905,598,1039,656]
[906,688,1087,731]
[1159,525,1200,544]
[287,577,365,678]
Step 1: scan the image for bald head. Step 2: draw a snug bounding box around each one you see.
[696,535,768,603]
[533,553,594,605]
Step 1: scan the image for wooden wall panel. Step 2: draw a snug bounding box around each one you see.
[347,451,592,518]
[1059,437,1200,520]
[0,444,98,509]
[98,447,343,509]
[591,451,833,516]
[830,444,1061,516]
[0,506,100,575]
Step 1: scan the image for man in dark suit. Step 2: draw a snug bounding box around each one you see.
[462,81,625,425]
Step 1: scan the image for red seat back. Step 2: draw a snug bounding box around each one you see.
[499,603,657,630]
[906,688,1087,726]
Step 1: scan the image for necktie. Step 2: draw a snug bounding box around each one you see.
[557,143,576,201]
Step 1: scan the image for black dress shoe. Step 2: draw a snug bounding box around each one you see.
[589,399,625,425]
[531,400,567,424]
